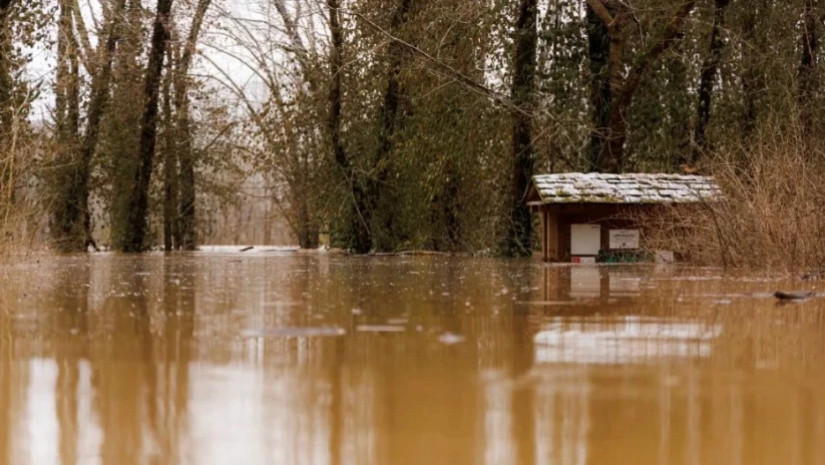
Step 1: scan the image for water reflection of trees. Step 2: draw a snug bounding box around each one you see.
[520,265,825,465]
[3,258,825,464]
[0,256,197,464]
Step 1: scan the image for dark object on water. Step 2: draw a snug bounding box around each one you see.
[239,246,254,252]
[774,291,814,301]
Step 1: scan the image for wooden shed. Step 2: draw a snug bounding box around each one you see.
[526,173,719,262]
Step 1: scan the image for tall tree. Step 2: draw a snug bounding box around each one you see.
[739,0,769,142]
[586,0,696,173]
[0,0,15,225]
[52,0,127,251]
[108,0,147,248]
[690,0,730,165]
[162,46,177,252]
[360,0,412,253]
[505,0,538,256]
[51,0,82,249]
[798,0,819,136]
[0,0,16,137]
[174,0,212,250]
[326,0,353,245]
[326,0,373,253]
[55,0,80,145]
[114,0,175,252]
[273,0,321,249]
[587,3,610,171]
[326,0,412,254]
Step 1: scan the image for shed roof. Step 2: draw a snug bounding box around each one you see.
[527,173,719,205]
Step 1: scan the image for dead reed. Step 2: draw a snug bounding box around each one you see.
[644,136,825,272]
[0,105,45,259]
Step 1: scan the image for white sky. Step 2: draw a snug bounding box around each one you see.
[26,0,284,124]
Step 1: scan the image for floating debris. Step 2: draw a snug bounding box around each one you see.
[437,332,465,345]
[774,291,814,301]
[517,300,582,306]
[356,325,405,333]
[241,327,345,338]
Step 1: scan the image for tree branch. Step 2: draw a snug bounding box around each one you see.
[71,0,94,72]
[619,0,696,105]
[344,7,532,118]
[179,0,211,75]
[585,0,614,26]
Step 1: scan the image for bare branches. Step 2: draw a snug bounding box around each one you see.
[586,0,697,172]
[273,0,306,56]
[179,0,212,75]
[343,7,532,118]
[621,0,696,105]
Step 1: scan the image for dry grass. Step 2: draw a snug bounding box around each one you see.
[0,201,44,259]
[0,108,46,259]
[645,136,825,272]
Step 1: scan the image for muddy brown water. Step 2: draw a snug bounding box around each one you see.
[2,254,825,465]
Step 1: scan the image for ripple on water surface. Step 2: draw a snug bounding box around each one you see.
[2,255,825,465]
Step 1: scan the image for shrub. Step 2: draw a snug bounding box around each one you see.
[645,136,825,272]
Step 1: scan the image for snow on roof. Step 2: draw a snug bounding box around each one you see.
[529,173,720,205]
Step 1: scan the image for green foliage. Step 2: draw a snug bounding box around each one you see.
[7,0,825,254]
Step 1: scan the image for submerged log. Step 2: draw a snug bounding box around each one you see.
[774,291,814,301]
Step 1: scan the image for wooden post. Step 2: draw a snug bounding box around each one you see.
[541,209,548,261]
[540,208,562,262]
[549,210,560,262]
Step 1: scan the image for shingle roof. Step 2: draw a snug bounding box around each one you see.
[529,173,720,205]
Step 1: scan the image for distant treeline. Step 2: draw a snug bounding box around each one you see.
[0,0,819,255]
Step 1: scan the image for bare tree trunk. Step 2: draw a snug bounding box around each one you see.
[0,0,16,139]
[272,0,320,249]
[504,0,537,257]
[162,49,177,252]
[374,0,410,181]
[66,11,80,142]
[325,0,412,253]
[52,0,126,251]
[587,0,696,173]
[587,3,610,172]
[115,0,174,252]
[798,0,818,137]
[0,0,15,226]
[174,0,211,251]
[363,0,412,253]
[51,0,84,251]
[327,0,347,173]
[55,0,70,139]
[740,2,766,142]
[326,0,368,253]
[691,0,729,165]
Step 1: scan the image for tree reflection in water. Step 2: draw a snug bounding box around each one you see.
[1,256,825,465]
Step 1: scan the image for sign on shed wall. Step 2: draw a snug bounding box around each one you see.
[571,224,601,255]
[609,229,640,249]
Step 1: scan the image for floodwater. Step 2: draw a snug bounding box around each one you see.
[2,254,825,465]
